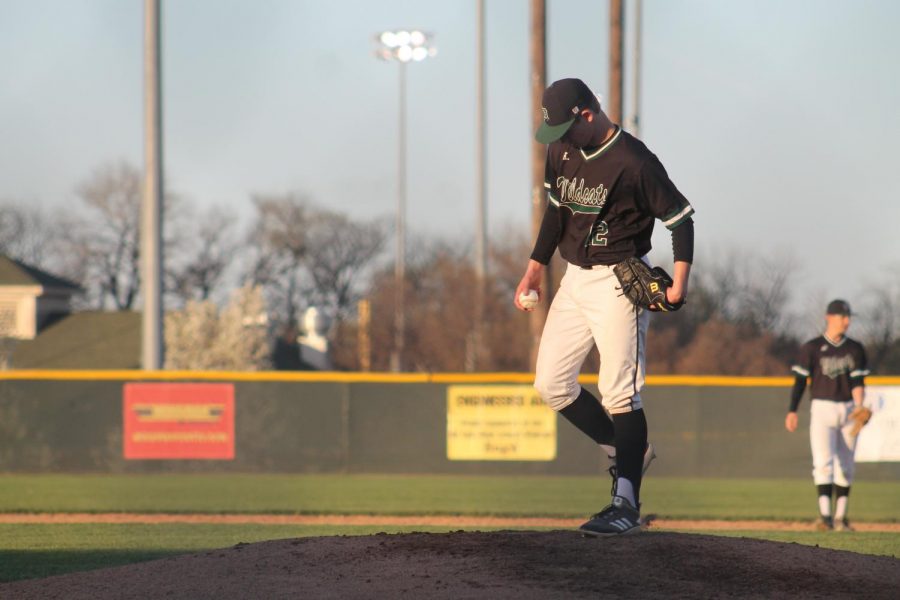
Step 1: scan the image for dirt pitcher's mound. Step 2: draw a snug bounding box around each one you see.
[3,531,898,599]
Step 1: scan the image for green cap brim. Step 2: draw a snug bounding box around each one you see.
[535,118,575,144]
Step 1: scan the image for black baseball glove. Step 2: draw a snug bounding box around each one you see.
[612,257,684,312]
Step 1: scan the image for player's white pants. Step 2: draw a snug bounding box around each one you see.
[534,262,649,415]
[810,399,858,486]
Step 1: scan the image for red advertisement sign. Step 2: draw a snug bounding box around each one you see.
[123,383,235,460]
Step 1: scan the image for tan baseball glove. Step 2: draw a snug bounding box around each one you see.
[848,405,872,437]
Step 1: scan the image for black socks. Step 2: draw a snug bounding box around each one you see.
[817,483,834,498]
[558,388,615,445]
[612,408,648,505]
[558,393,648,505]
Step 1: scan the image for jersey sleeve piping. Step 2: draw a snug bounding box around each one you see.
[663,205,695,230]
[791,365,811,377]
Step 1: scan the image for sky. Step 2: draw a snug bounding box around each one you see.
[2,0,900,318]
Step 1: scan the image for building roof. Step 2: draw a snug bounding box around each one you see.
[11,311,141,369]
[0,255,81,290]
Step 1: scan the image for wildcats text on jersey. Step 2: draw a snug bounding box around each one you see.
[555,175,609,214]
[820,354,856,379]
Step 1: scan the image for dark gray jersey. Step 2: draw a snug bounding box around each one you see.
[792,335,869,403]
[531,127,694,266]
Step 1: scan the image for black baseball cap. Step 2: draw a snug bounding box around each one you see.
[535,78,596,144]
[826,299,851,316]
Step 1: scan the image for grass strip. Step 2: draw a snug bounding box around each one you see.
[0,475,897,521]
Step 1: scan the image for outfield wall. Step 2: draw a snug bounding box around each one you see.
[1,372,898,479]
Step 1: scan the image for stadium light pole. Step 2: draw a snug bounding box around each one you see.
[375,30,436,372]
[142,0,164,370]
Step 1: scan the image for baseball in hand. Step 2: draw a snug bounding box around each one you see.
[519,289,539,309]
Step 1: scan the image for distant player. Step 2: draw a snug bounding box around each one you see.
[515,78,695,536]
[785,299,870,531]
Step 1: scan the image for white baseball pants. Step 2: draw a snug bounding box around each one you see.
[534,262,649,415]
[809,399,858,486]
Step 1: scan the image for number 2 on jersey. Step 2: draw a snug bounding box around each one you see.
[588,220,608,247]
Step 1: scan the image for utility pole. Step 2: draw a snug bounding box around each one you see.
[627,0,643,136]
[472,0,488,372]
[608,0,624,125]
[529,0,548,370]
[142,0,163,370]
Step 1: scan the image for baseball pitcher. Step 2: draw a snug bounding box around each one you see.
[516,78,695,536]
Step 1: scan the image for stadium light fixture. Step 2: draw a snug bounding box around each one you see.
[375,29,437,63]
[373,29,436,371]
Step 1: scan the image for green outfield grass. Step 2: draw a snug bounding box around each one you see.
[0,474,897,521]
[0,475,897,583]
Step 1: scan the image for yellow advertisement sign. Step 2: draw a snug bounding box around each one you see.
[447,385,556,461]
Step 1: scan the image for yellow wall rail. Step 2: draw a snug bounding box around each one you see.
[2,369,900,387]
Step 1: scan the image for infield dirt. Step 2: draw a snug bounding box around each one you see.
[2,530,898,599]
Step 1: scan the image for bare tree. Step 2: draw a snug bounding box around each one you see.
[485,228,542,371]
[347,238,474,372]
[244,194,390,332]
[857,265,900,373]
[73,162,142,309]
[793,286,831,339]
[0,200,61,268]
[300,209,389,323]
[675,318,790,375]
[644,247,802,374]
[245,194,310,328]
[487,226,533,302]
[692,246,798,334]
[741,253,797,333]
[330,233,532,372]
[55,161,181,310]
[167,205,239,305]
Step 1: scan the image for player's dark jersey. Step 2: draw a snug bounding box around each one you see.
[791,335,869,404]
[531,126,694,266]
